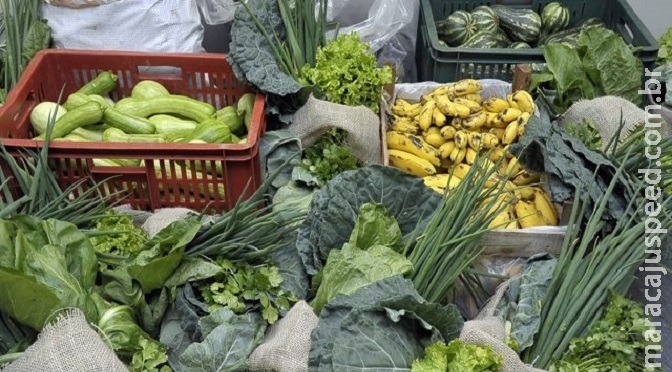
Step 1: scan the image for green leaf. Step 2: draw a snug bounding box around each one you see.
[311,243,413,314]
[177,309,266,372]
[21,19,51,67]
[164,257,223,288]
[261,305,279,324]
[127,217,201,292]
[0,267,61,330]
[348,202,404,252]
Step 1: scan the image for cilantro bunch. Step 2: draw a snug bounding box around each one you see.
[550,294,659,372]
[302,33,393,114]
[198,259,297,324]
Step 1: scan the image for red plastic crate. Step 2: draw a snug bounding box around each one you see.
[0,49,267,213]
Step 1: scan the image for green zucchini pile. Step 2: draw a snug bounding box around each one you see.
[29,72,255,148]
[436,2,605,49]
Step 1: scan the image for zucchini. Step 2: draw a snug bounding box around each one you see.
[102,127,166,143]
[132,80,171,100]
[39,101,104,140]
[216,106,244,134]
[115,97,215,122]
[30,102,67,135]
[71,127,104,141]
[492,5,542,44]
[64,92,113,111]
[184,118,232,144]
[76,71,118,96]
[103,107,156,135]
[148,114,198,133]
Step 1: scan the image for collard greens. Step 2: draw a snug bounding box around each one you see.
[309,275,464,372]
[296,165,442,276]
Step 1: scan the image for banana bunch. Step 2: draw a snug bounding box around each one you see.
[385,81,559,229]
[386,79,536,179]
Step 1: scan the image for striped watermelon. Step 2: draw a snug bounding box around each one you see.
[471,6,499,33]
[541,2,570,35]
[509,41,532,49]
[438,10,479,46]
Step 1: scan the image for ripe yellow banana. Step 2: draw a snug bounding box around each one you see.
[514,200,546,228]
[533,189,559,226]
[433,108,447,126]
[483,98,510,113]
[460,93,483,104]
[506,94,518,110]
[511,171,540,186]
[465,147,478,164]
[392,102,422,117]
[517,185,536,200]
[487,146,506,162]
[505,220,519,229]
[439,141,457,159]
[502,120,519,145]
[440,125,457,140]
[420,92,435,105]
[386,131,441,167]
[451,163,472,179]
[496,107,524,123]
[516,112,532,137]
[434,95,470,118]
[390,117,418,134]
[453,98,482,114]
[489,127,506,141]
[424,132,447,148]
[489,209,513,229]
[395,98,413,107]
[425,126,441,136]
[480,133,499,149]
[453,79,482,95]
[454,130,469,149]
[511,90,535,114]
[418,100,436,131]
[467,132,482,150]
[423,174,461,191]
[450,146,467,163]
[450,117,464,129]
[504,156,522,178]
[462,111,487,130]
[431,84,455,97]
[388,149,437,178]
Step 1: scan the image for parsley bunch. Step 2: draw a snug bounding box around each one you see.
[198,259,297,324]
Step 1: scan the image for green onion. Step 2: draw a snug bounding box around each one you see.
[406,155,513,303]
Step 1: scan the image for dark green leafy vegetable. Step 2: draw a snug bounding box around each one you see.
[550,294,659,372]
[302,33,393,114]
[411,340,503,372]
[532,27,643,113]
[127,216,201,292]
[196,259,297,324]
[0,216,99,330]
[296,165,442,276]
[309,275,464,371]
[299,128,360,187]
[563,119,603,152]
[176,308,266,371]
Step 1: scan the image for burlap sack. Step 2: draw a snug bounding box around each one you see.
[140,207,198,238]
[0,310,127,372]
[557,96,672,151]
[459,280,546,372]
[288,95,383,166]
[248,301,319,372]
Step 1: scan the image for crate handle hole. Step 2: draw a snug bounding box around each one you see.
[137,66,183,80]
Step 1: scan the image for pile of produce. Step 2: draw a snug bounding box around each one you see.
[30,73,256,147]
[385,79,559,230]
[436,2,603,49]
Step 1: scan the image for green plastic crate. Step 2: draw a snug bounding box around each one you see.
[417,0,659,83]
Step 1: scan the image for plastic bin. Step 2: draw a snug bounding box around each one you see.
[0,49,266,213]
[417,0,659,82]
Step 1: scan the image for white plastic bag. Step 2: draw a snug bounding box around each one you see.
[195,0,238,25]
[40,0,204,53]
[42,0,120,8]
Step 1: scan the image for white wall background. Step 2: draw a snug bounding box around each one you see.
[626,0,669,39]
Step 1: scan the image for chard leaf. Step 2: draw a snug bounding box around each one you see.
[127,217,201,292]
